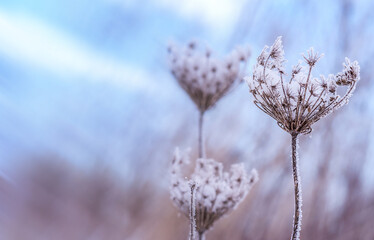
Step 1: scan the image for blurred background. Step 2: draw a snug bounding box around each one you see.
[0,0,373,239]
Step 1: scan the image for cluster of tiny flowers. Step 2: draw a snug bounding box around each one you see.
[170,148,258,235]
[245,36,360,135]
[168,41,250,112]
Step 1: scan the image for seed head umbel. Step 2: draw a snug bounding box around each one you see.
[168,40,250,112]
[169,148,258,236]
[245,36,360,135]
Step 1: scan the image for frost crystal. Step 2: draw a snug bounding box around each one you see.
[169,148,258,235]
[168,40,250,112]
[245,36,360,135]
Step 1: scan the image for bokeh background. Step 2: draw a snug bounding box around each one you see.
[0,0,373,239]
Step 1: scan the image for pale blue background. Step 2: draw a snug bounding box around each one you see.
[0,0,373,188]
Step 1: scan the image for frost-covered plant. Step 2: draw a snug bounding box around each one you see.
[167,40,255,239]
[168,40,250,158]
[170,148,258,240]
[245,37,360,240]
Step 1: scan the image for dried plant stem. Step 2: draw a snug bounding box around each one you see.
[198,232,205,240]
[198,111,206,158]
[291,132,302,240]
[189,182,197,240]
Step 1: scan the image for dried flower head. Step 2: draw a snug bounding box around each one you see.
[168,40,250,112]
[245,36,360,135]
[170,148,258,236]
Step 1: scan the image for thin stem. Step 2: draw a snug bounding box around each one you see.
[198,232,205,240]
[198,111,206,158]
[189,182,197,240]
[291,132,302,240]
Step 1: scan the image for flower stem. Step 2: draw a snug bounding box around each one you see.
[189,182,197,240]
[291,132,302,240]
[198,232,205,240]
[198,111,206,158]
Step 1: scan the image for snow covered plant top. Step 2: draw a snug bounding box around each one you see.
[168,41,250,112]
[170,148,258,235]
[245,37,360,135]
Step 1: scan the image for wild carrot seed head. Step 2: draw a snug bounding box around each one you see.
[168,40,250,112]
[169,148,258,234]
[245,36,360,135]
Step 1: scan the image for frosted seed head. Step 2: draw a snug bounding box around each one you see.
[327,75,337,94]
[336,58,360,86]
[257,46,269,66]
[168,40,250,112]
[169,149,258,234]
[246,36,360,135]
[292,61,303,78]
[269,36,284,62]
[303,47,323,67]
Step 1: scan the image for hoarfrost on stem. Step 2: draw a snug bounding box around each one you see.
[245,36,360,240]
[291,133,302,240]
[189,180,197,240]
